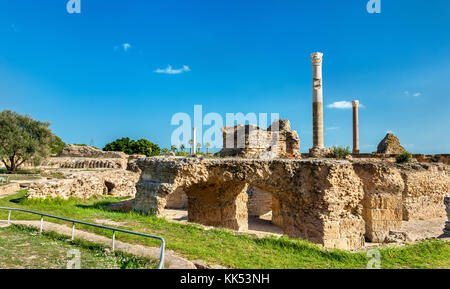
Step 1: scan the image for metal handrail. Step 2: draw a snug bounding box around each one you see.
[0,207,165,269]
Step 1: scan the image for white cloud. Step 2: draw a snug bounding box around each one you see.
[114,43,132,52]
[154,65,191,75]
[404,90,421,97]
[327,101,364,109]
[123,43,131,51]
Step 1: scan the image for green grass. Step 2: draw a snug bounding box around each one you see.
[0,190,449,269]
[0,224,157,269]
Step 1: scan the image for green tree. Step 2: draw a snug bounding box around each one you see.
[103,137,132,154]
[49,135,66,154]
[197,142,202,153]
[180,144,186,152]
[188,139,193,154]
[171,145,177,152]
[0,110,54,171]
[103,137,160,157]
[205,142,211,154]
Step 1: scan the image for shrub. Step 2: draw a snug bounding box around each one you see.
[329,146,351,159]
[396,152,412,164]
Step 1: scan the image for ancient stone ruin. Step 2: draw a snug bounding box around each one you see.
[43,144,129,169]
[132,157,449,250]
[220,119,300,159]
[377,133,407,154]
[26,145,140,200]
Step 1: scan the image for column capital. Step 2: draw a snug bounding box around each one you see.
[352,100,359,107]
[311,52,323,66]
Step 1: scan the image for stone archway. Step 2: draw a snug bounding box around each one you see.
[133,157,367,250]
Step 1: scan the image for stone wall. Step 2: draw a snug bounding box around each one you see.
[133,157,449,250]
[58,144,128,159]
[133,157,366,250]
[43,157,128,170]
[401,164,449,220]
[166,188,188,209]
[247,186,272,217]
[0,183,21,196]
[220,119,300,159]
[27,169,139,199]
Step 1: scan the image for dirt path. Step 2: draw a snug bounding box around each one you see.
[0,220,196,269]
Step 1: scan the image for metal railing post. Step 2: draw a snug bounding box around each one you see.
[7,210,11,225]
[112,230,116,251]
[71,222,75,241]
[39,216,44,234]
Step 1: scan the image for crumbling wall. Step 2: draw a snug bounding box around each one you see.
[166,188,188,209]
[43,157,128,170]
[133,157,449,250]
[353,163,404,242]
[247,186,272,216]
[220,119,300,159]
[401,164,449,220]
[27,170,139,199]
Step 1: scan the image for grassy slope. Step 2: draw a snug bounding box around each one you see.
[0,224,157,269]
[0,190,449,269]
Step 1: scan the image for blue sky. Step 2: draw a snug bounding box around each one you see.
[0,0,449,153]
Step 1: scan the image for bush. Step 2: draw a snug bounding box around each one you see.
[103,137,160,157]
[49,135,66,154]
[396,152,412,164]
[329,146,351,159]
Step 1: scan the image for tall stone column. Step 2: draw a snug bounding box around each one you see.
[352,100,360,154]
[311,52,324,149]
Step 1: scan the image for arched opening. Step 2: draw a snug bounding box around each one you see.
[246,185,284,235]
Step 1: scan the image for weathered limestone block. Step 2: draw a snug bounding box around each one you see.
[353,163,404,242]
[271,197,283,228]
[43,157,128,170]
[401,164,449,220]
[166,188,188,209]
[187,182,249,231]
[377,133,406,154]
[58,144,128,159]
[247,186,272,217]
[220,119,300,159]
[27,170,139,199]
[0,183,20,196]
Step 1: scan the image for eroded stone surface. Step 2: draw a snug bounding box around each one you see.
[377,133,406,154]
[220,119,300,159]
[133,157,449,250]
[27,169,139,199]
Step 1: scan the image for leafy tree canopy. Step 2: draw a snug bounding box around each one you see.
[49,135,66,154]
[103,137,160,157]
[0,110,55,171]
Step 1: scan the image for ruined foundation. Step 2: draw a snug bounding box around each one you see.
[133,157,449,250]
